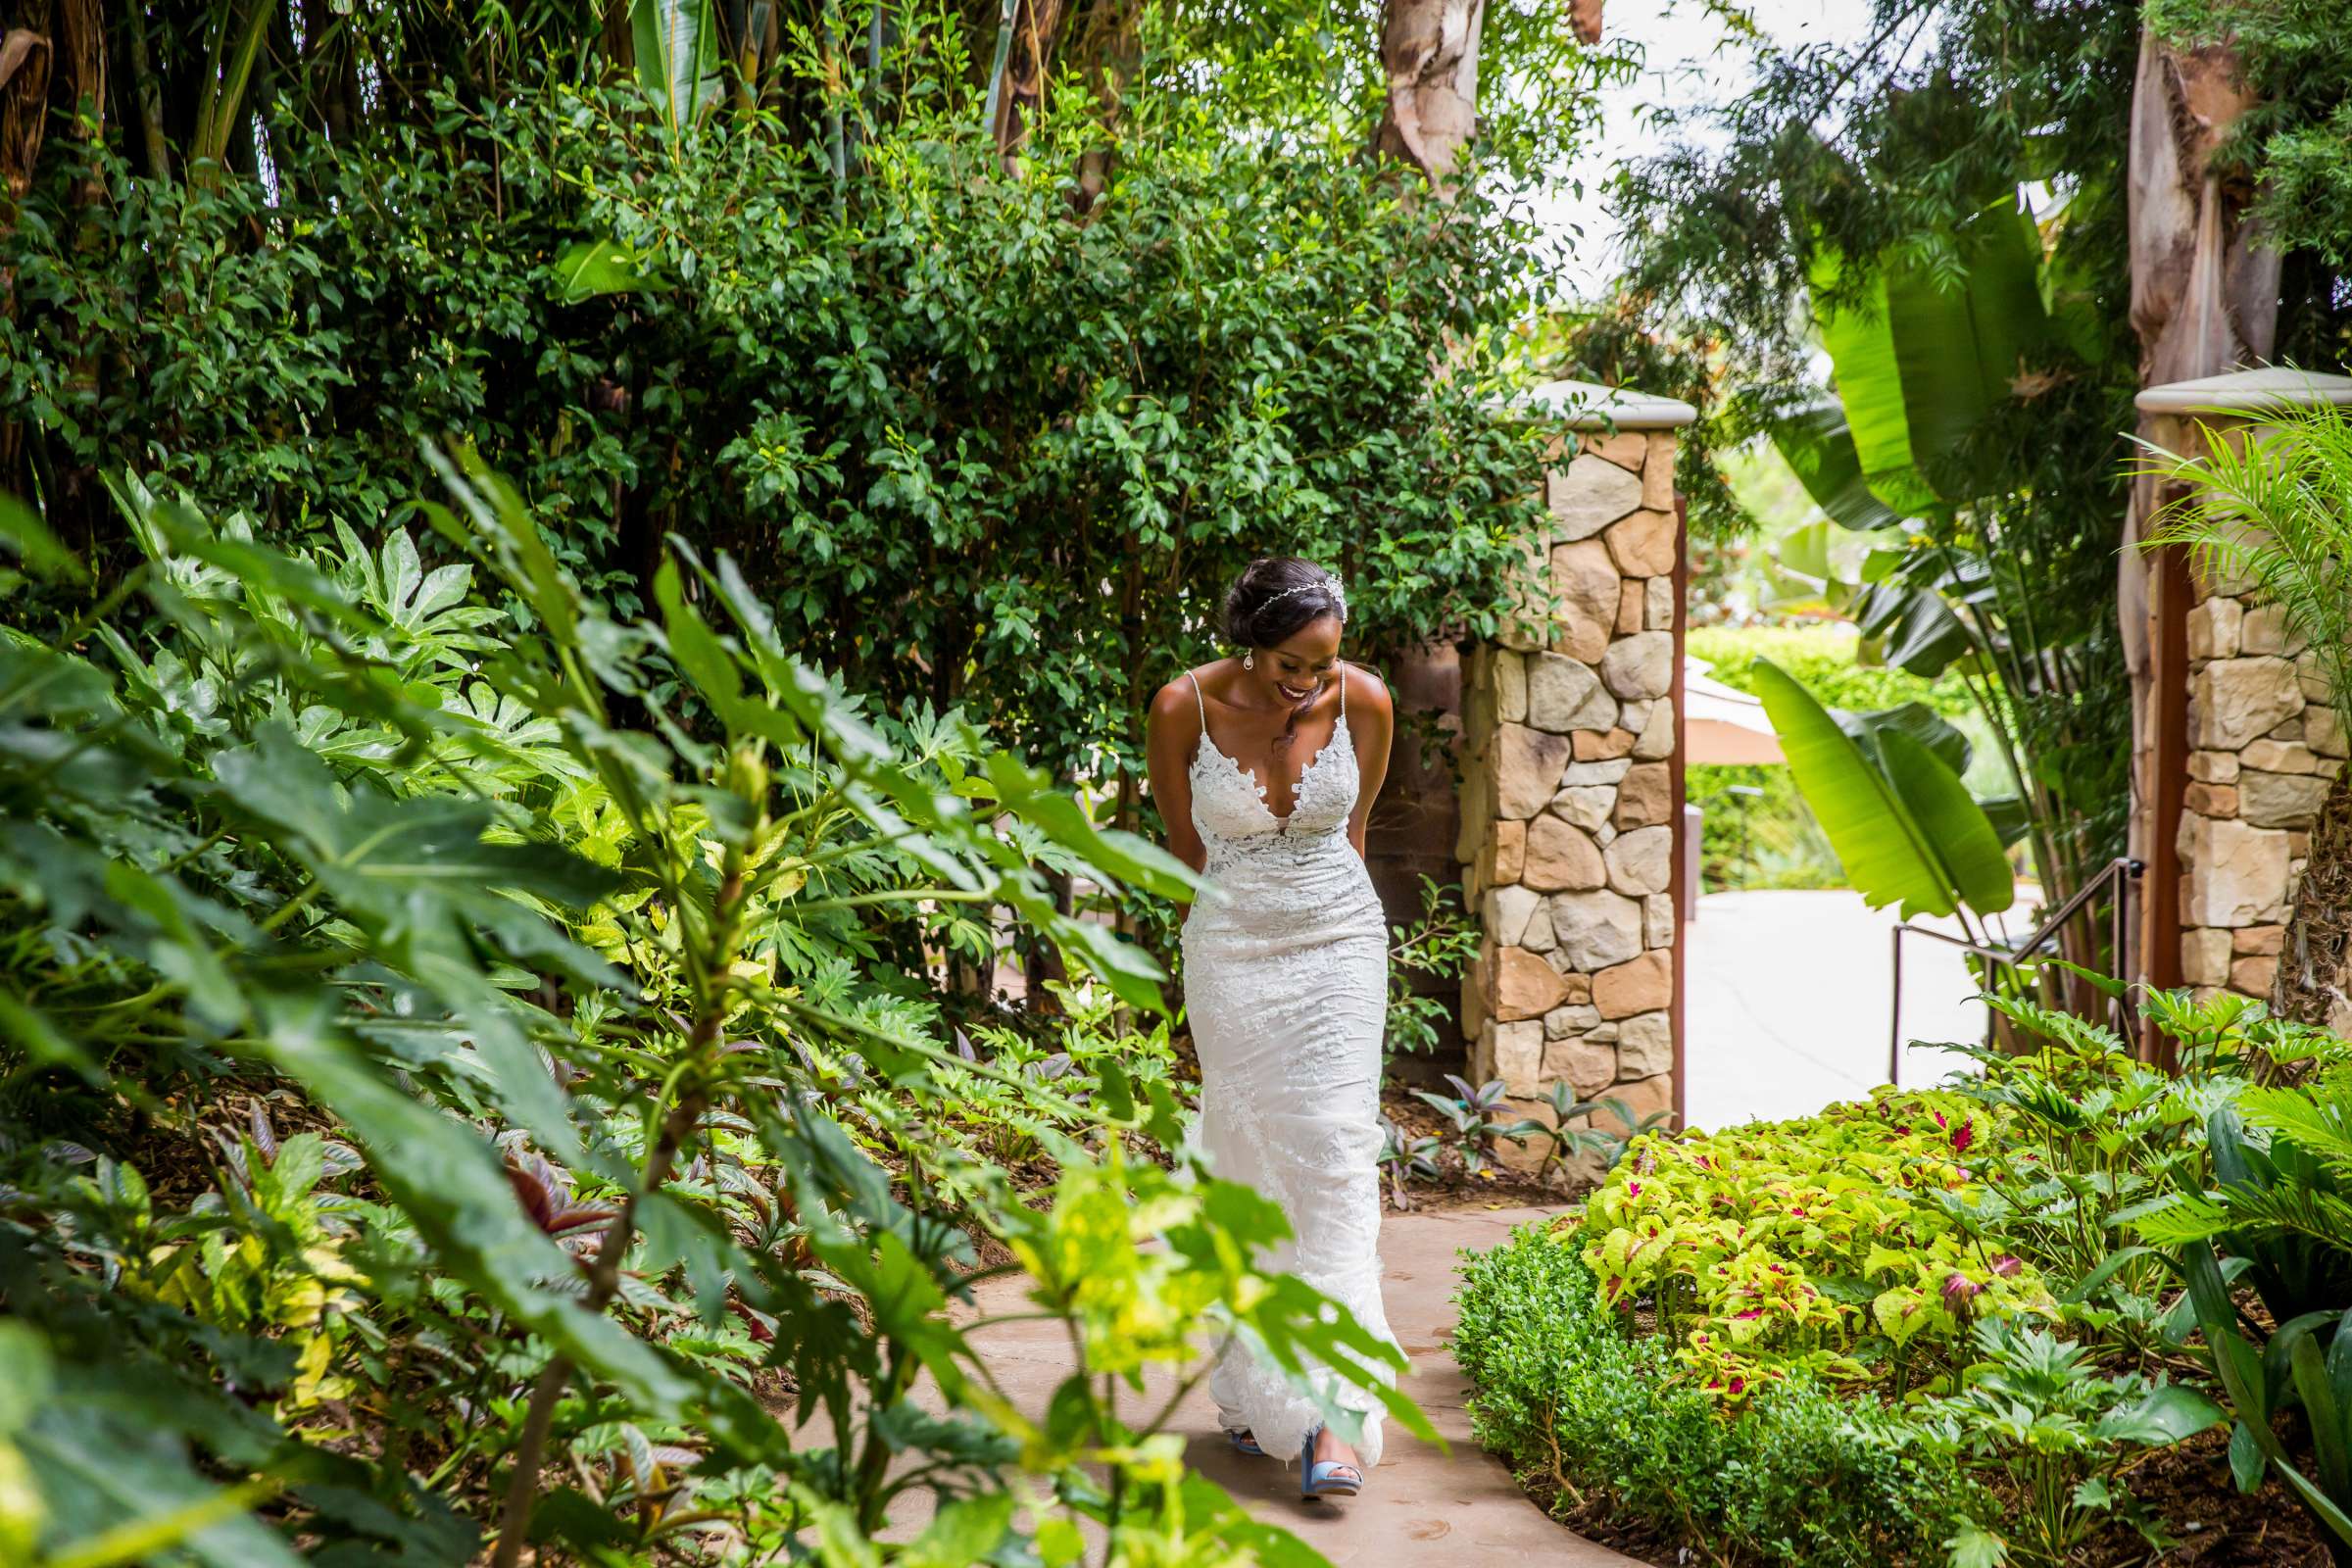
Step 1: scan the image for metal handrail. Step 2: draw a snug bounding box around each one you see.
[1888,858,2142,1085]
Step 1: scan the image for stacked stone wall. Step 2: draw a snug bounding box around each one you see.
[2178,565,2346,996]
[1457,425,1680,1159]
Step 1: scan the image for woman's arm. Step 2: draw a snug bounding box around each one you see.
[1346,663,1395,860]
[1145,677,1208,876]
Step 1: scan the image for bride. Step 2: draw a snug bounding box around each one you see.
[1144,556,1403,1500]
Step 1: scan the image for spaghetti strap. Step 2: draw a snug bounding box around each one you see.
[1338,661,1348,718]
[1187,671,1209,740]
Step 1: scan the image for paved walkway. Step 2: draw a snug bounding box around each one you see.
[1684,888,1994,1131]
[942,1204,1634,1565]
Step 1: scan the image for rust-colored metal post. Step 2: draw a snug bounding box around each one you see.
[2141,539,2191,1068]
[1669,492,1690,1130]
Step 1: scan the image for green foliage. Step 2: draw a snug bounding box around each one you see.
[1607,0,2148,911]
[1573,1088,2055,1403]
[2149,0,2352,316]
[1804,197,2065,518]
[1526,1079,1666,1175]
[1383,876,1482,1059]
[1750,657,2014,924]
[1460,981,2352,1565]
[1453,1226,1986,1568]
[1410,1075,1544,1179]
[1,6,1616,818]
[0,463,1432,1565]
[1524,296,1747,546]
[1919,1320,2226,1566]
[2140,401,2352,744]
[1686,618,1999,897]
[2171,1247,2352,1554]
[1688,762,1841,892]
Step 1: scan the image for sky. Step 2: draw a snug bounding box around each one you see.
[1534,0,1883,299]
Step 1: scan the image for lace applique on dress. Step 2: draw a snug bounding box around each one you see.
[1177,665,1402,1468]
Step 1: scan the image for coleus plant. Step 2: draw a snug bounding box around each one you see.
[1571,1086,2057,1404]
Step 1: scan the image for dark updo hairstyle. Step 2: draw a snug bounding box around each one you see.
[1223,556,1346,652]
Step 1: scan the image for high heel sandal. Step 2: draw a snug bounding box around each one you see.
[1224,1428,1264,1457]
[1298,1423,1363,1499]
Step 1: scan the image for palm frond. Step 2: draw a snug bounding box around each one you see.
[2238,1078,2352,1176]
[2136,401,2352,736]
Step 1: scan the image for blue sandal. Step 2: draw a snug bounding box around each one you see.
[1224,1428,1264,1457]
[1299,1424,1364,1499]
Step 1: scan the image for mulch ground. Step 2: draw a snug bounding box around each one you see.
[2098,1426,2335,1566]
[1377,1080,1566,1212]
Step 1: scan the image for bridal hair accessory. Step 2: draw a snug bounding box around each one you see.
[1262,570,1348,622]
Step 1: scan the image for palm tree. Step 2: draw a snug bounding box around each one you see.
[2141,401,2352,1032]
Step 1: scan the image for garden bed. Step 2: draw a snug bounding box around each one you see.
[1450,991,2352,1568]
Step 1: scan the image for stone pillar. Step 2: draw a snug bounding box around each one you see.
[1457,380,1694,1163]
[2136,370,2352,1007]
[2174,549,2340,998]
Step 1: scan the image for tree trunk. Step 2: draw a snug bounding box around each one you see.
[1,6,53,207]
[125,0,172,178]
[2274,771,2352,1033]
[1370,0,1544,1071]
[1373,0,1487,185]
[2123,27,2278,1029]
[990,0,1064,163]
[0,3,53,501]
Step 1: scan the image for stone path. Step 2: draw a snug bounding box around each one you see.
[946,1203,1636,1565]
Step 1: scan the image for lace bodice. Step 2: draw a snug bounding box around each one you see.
[1184,669,1360,855]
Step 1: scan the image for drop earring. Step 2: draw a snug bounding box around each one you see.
[1243,649,1254,670]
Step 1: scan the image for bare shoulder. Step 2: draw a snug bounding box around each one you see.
[1340,660,1395,720]
[1148,668,1208,732]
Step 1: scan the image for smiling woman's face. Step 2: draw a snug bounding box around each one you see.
[1250,614,1343,708]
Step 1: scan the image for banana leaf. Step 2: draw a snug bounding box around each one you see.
[1835,700,1973,778]
[1809,196,2053,515]
[632,0,722,138]
[1848,576,1975,677]
[1878,727,2014,915]
[1751,658,2014,919]
[1772,404,1907,532]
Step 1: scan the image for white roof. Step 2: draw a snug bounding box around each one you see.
[1522,377,1698,430]
[1684,657,1785,766]
[2135,367,2352,415]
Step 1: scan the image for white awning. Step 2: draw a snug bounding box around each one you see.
[1685,657,1784,765]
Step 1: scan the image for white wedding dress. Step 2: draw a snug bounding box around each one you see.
[1178,665,1402,1469]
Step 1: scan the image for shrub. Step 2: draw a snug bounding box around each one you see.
[1574,1089,2057,1400]
[1454,1226,1984,1567]
[1687,626,1974,720]
[1687,760,1840,891]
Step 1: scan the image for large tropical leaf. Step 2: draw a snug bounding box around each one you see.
[1807,196,2054,515]
[1836,701,1973,779]
[1848,576,1975,676]
[631,0,722,138]
[1751,659,2014,919]
[1877,728,2014,916]
[1751,658,1955,919]
[1772,404,1907,532]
